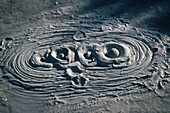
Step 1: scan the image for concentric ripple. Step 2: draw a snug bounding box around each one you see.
[0,17,170,106]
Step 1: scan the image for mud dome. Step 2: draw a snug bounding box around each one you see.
[0,17,170,109]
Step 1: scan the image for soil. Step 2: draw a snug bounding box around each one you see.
[0,0,170,113]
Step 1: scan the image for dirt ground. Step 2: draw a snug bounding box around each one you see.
[0,0,170,113]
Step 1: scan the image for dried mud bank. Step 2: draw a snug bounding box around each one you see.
[0,17,170,112]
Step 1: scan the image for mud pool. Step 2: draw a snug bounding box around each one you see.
[0,0,170,113]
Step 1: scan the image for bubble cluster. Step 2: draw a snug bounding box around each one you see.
[0,17,169,105]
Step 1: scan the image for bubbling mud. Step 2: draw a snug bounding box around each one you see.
[0,17,170,105]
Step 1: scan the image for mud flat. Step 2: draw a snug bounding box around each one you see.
[0,16,170,113]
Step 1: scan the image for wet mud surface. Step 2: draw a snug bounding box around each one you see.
[0,0,170,113]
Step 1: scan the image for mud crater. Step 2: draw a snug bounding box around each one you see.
[0,17,170,105]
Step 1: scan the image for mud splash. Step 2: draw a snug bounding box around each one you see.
[0,17,170,106]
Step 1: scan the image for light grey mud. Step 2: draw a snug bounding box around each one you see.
[0,17,170,113]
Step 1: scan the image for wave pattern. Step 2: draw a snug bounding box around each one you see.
[0,18,169,105]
